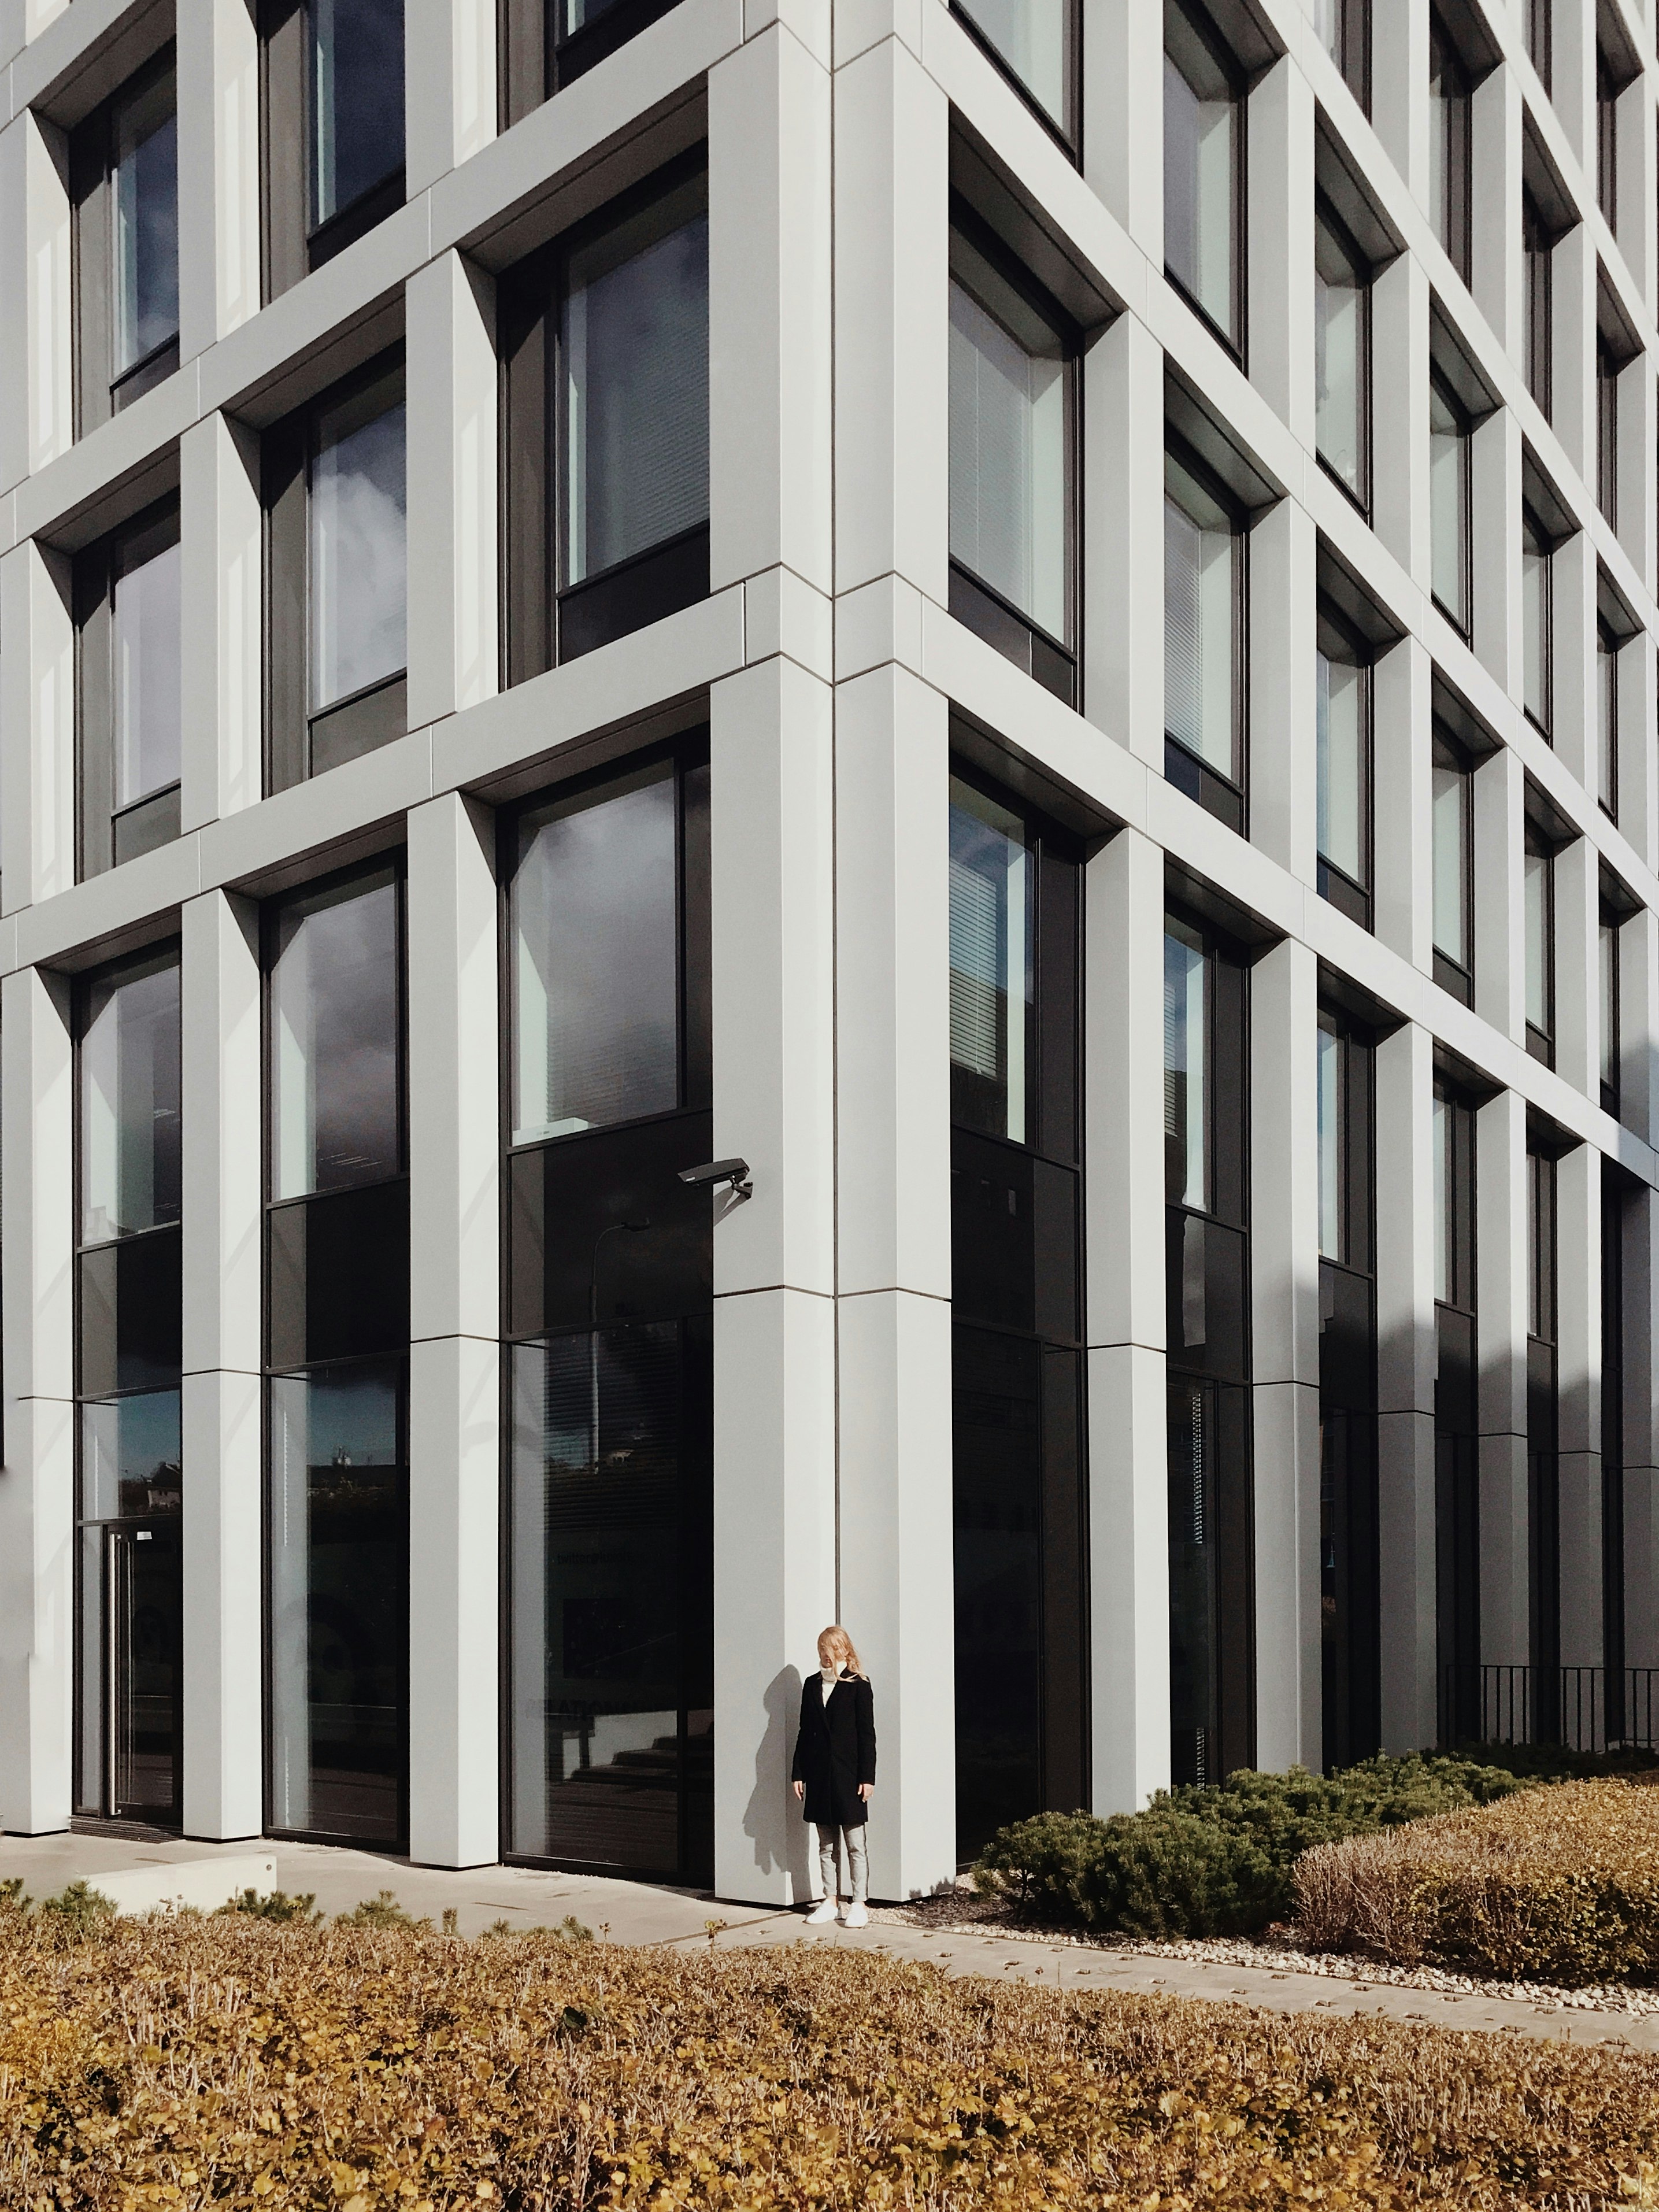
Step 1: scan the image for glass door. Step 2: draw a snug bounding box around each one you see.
[108,1522,182,1821]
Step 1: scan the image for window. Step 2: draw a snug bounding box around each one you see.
[1526,0,1551,94]
[75,498,182,878]
[1601,905,1621,1116]
[1523,189,1552,419]
[1428,369,1471,634]
[74,950,183,1826]
[503,748,714,1884]
[1428,10,1472,284]
[501,159,709,683]
[1597,622,1618,818]
[954,0,1080,142]
[1314,195,1370,508]
[1165,439,1245,831]
[949,769,1085,1859]
[1521,508,1552,735]
[1432,1076,1479,1741]
[502,0,691,121]
[1313,0,1369,109]
[1526,1144,1559,1723]
[948,222,1075,704]
[264,351,407,791]
[1597,335,1620,527]
[1315,602,1370,927]
[71,50,179,432]
[262,0,405,293]
[1431,721,1474,1004]
[1317,1004,1379,1768]
[1164,909,1252,1788]
[265,863,409,1848]
[1524,817,1555,1064]
[1598,43,1619,229]
[1164,0,1242,352]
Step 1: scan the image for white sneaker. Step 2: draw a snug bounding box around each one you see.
[805,1899,839,1924]
[842,1902,869,1929]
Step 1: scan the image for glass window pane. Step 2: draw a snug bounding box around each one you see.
[310,371,406,712]
[1431,757,1468,964]
[1164,919,1208,1210]
[80,955,181,1243]
[309,0,405,231]
[1317,1020,1342,1262]
[512,769,679,1145]
[1316,648,1365,882]
[956,0,1071,124]
[1165,461,1235,776]
[1601,921,1618,1090]
[1524,845,1549,1032]
[82,1389,182,1520]
[271,872,401,1199]
[268,1360,405,1842]
[1314,221,1363,493]
[1428,380,1467,623]
[949,778,1031,1146]
[1598,635,1616,808]
[113,538,181,808]
[1432,1094,1450,1302]
[1522,533,1549,726]
[949,268,1068,640]
[111,68,178,377]
[508,1325,690,1869]
[562,178,708,586]
[1164,20,1236,338]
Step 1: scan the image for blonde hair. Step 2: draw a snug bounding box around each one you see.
[817,1624,865,1678]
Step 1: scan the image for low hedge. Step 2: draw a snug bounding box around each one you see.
[1295,1775,1659,1984]
[973,1751,1527,1938]
[5,1903,1659,2206]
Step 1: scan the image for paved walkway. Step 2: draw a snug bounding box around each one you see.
[2,1828,1651,2052]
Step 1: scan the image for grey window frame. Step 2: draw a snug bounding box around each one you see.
[1527,0,1551,94]
[1521,502,1554,738]
[1429,8,1472,286]
[74,494,183,882]
[1428,363,1472,637]
[500,0,690,124]
[1163,428,1249,836]
[262,346,409,796]
[1523,187,1553,420]
[69,46,180,437]
[1314,594,1372,928]
[1313,189,1372,515]
[1163,0,1247,362]
[950,0,1083,154]
[1431,718,1475,1006]
[260,0,406,301]
[1524,812,1557,1067]
[1597,333,1619,528]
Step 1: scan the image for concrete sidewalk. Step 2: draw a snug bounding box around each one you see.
[3,1828,1652,2053]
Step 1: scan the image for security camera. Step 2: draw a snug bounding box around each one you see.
[678,1156,752,1201]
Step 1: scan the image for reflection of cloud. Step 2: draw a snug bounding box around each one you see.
[312,406,407,709]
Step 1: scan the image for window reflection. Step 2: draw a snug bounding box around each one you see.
[1165,453,1236,782]
[83,1390,182,1519]
[112,65,178,382]
[1164,920,1208,1211]
[1428,373,1469,630]
[1522,514,1551,732]
[81,956,182,1244]
[1164,2,1239,343]
[113,538,181,811]
[562,174,708,587]
[1431,731,1471,973]
[310,369,406,715]
[1314,204,1367,501]
[512,769,679,1145]
[309,0,405,233]
[1317,1017,1342,1262]
[949,779,1031,1146]
[1316,641,1365,890]
[956,0,1072,131]
[271,871,401,1199]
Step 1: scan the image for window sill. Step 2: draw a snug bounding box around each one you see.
[1164,736,1243,835]
[949,564,1074,705]
[557,524,709,664]
[1433,950,1473,1007]
[1317,858,1371,930]
[554,0,687,89]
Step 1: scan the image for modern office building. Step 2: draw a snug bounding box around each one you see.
[1,0,1658,1906]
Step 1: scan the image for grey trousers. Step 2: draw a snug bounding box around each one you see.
[816,1822,869,1903]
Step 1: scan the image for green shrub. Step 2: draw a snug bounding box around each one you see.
[975,1751,1535,1938]
[334,1889,429,1930]
[216,1887,321,1924]
[35,1880,117,1936]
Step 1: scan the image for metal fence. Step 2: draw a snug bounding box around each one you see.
[1438,1666,1659,1754]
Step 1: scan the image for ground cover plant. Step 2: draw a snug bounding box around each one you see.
[3,1900,1659,2207]
[1297,1775,1659,1984]
[972,1751,1528,1937]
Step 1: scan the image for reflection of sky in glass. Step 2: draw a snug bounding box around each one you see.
[310,0,404,230]
[272,1360,400,1471]
[82,1389,181,1519]
[114,539,180,807]
[513,773,677,1143]
[1164,922,1207,1211]
[81,957,181,1243]
[949,280,1066,638]
[1433,1096,1450,1301]
[1164,44,1235,336]
[1431,761,1467,963]
[948,779,1029,1145]
[272,875,399,1198]
[956,0,1069,123]
[1317,1025,1341,1261]
[112,71,177,376]
[1316,649,1363,881]
[311,386,405,711]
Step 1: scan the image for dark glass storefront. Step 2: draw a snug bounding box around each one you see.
[503,748,714,1884]
[948,769,1086,1864]
[1434,1080,1479,1743]
[74,949,183,1826]
[264,864,409,1847]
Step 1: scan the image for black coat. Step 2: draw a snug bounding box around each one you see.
[791,1673,876,1827]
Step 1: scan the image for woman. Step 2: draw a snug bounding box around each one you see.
[791,1625,876,1927]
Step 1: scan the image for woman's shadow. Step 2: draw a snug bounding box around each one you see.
[740,1664,814,1898]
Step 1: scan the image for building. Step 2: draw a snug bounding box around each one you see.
[0,0,1657,1906]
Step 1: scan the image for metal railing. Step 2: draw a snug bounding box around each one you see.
[1439,1666,1659,1754]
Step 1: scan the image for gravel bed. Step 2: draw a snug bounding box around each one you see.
[867,1895,1659,2016]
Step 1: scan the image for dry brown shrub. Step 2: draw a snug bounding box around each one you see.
[1295,1777,1659,1982]
[2,1910,1659,2208]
